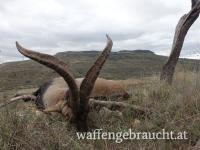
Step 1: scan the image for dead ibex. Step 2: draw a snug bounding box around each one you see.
[18,35,113,131]
[32,76,129,109]
[1,35,133,130]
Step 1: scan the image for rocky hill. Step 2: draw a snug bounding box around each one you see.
[0,50,200,91]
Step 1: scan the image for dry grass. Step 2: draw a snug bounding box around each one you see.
[0,72,200,149]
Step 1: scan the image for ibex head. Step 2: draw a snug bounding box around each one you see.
[15,35,113,131]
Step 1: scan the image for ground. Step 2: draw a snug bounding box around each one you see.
[0,72,200,149]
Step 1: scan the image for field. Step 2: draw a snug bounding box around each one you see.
[0,51,200,149]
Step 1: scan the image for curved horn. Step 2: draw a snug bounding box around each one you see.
[80,35,113,102]
[77,35,113,131]
[16,42,79,116]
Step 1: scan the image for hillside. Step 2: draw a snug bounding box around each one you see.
[0,50,200,91]
[1,50,200,149]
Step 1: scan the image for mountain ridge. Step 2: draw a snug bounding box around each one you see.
[0,50,200,91]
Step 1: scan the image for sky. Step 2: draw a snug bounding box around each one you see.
[0,0,200,63]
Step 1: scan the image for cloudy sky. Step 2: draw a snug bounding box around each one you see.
[0,0,200,63]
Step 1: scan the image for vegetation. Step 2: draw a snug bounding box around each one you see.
[1,50,200,92]
[1,51,200,149]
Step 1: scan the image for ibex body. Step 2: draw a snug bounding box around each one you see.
[0,35,149,131]
[10,36,125,131]
[3,35,130,131]
[33,77,129,116]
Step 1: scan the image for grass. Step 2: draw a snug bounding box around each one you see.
[1,50,200,91]
[0,71,200,149]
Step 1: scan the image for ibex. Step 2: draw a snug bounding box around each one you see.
[1,35,134,131]
[32,76,130,111]
[0,35,150,131]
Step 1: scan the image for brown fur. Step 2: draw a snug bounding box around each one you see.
[42,77,129,114]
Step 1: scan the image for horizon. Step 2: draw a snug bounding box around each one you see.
[1,49,200,65]
[0,0,200,63]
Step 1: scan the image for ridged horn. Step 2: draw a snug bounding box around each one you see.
[77,35,113,131]
[16,42,79,116]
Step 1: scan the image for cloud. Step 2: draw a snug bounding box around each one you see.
[0,0,200,63]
